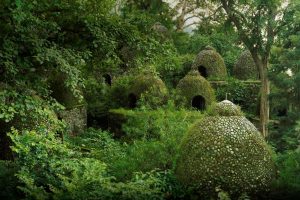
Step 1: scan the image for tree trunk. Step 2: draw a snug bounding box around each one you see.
[176,1,187,32]
[176,15,185,32]
[253,55,270,138]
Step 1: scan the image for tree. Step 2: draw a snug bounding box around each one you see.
[215,0,289,137]
[268,0,300,150]
[169,0,217,32]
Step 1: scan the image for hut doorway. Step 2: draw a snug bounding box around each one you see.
[198,66,208,78]
[103,74,112,86]
[128,93,137,108]
[192,95,206,111]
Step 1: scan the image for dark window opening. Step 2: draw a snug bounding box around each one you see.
[0,67,4,75]
[103,74,112,86]
[128,93,137,108]
[277,108,287,117]
[191,95,206,111]
[198,65,208,78]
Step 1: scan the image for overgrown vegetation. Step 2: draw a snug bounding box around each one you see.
[0,0,300,199]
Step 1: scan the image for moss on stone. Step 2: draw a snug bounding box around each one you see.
[119,46,135,66]
[192,48,227,79]
[233,50,259,80]
[151,22,169,39]
[128,73,168,108]
[176,70,215,109]
[176,100,275,195]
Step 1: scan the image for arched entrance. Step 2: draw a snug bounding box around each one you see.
[128,93,137,108]
[191,95,206,111]
[197,65,208,78]
[103,74,112,86]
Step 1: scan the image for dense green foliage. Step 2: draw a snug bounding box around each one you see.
[0,0,300,199]
[9,129,167,199]
[214,78,260,118]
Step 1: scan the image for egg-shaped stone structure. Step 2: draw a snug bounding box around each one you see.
[176,100,275,195]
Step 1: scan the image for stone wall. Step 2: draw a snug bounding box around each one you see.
[60,106,87,135]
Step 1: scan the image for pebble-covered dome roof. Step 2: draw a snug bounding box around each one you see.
[128,73,168,108]
[176,70,215,110]
[210,100,243,116]
[176,101,275,195]
[233,50,259,80]
[191,47,227,79]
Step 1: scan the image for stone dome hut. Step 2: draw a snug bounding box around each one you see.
[119,45,135,68]
[175,100,275,195]
[191,46,227,79]
[151,22,169,39]
[233,50,259,80]
[176,70,215,111]
[127,73,168,108]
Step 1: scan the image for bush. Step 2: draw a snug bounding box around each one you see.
[66,128,125,165]
[9,129,168,199]
[271,150,300,199]
[214,78,260,117]
[108,104,203,180]
[109,74,136,109]
[0,87,64,159]
[0,160,21,199]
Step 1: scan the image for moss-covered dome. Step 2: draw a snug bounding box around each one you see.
[119,46,135,67]
[192,48,227,79]
[176,100,275,195]
[176,70,215,110]
[128,73,168,108]
[233,50,259,80]
[151,22,169,39]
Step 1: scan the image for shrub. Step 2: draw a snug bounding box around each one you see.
[109,74,136,109]
[0,86,63,159]
[214,78,260,117]
[271,150,300,199]
[109,104,203,180]
[0,160,21,199]
[66,128,125,165]
[9,130,168,199]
